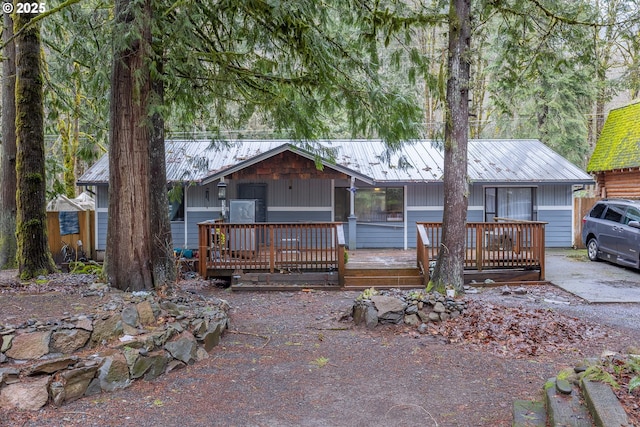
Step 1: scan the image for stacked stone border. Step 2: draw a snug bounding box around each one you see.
[352,289,467,330]
[0,285,229,411]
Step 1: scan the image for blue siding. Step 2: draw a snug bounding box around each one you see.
[355,223,405,248]
[539,209,573,247]
[175,211,219,249]
[466,210,484,222]
[406,210,442,247]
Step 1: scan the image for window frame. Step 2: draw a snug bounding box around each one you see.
[484,186,537,222]
[334,186,404,223]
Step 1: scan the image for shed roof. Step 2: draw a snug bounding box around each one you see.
[77,139,592,186]
[587,101,640,172]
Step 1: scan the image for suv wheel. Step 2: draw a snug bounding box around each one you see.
[587,238,599,262]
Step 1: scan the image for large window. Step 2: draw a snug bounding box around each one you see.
[334,187,404,222]
[485,187,536,221]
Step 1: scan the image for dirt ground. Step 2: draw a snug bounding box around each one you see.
[2,272,640,427]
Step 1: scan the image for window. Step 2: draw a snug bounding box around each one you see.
[334,187,404,222]
[485,187,536,221]
[603,204,624,223]
[624,207,640,225]
[589,203,607,218]
[168,187,184,222]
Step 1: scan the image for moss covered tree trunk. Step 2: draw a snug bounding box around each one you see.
[1,11,17,269]
[430,0,471,293]
[105,0,154,291]
[14,10,56,278]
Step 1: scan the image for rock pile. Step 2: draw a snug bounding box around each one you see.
[0,284,229,411]
[352,289,467,329]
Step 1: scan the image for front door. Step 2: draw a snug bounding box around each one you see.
[238,183,267,222]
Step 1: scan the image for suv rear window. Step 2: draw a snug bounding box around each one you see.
[589,203,607,218]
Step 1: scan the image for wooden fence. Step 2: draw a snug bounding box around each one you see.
[46,211,95,263]
[573,197,599,248]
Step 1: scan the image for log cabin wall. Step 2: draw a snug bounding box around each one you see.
[596,169,640,199]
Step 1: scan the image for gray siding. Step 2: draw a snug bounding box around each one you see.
[267,210,332,222]
[538,184,571,206]
[96,211,107,249]
[469,185,484,206]
[93,181,576,251]
[407,183,443,206]
[97,186,108,209]
[269,179,331,206]
[186,185,221,208]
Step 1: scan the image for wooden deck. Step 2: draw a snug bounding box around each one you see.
[197,220,547,291]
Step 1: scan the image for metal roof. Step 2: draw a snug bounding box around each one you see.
[77,139,593,186]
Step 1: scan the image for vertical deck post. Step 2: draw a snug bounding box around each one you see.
[198,222,208,278]
[475,224,483,272]
[539,223,546,280]
[336,224,345,287]
[269,227,275,273]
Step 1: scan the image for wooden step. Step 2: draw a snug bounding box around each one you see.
[343,267,423,289]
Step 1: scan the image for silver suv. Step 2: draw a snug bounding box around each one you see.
[582,199,640,269]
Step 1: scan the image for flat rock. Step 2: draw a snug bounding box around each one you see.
[0,376,50,410]
[29,356,78,375]
[5,331,51,360]
[370,295,406,316]
[50,329,90,354]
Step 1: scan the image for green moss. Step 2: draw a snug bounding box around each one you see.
[588,101,640,172]
[543,379,556,391]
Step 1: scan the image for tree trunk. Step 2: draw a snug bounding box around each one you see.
[0,11,17,269]
[430,0,471,292]
[14,10,56,278]
[149,45,176,290]
[106,0,154,291]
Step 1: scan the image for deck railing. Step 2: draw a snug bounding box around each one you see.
[416,219,546,282]
[198,221,345,278]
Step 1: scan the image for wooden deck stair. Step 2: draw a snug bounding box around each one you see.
[343,266,423,290]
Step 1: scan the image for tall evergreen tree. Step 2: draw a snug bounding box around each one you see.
[14,8,56,278]
[430,0,471,292]
[106,0,155,291]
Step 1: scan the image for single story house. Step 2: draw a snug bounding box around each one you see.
[77,139,593,252]
[587,101,640,199]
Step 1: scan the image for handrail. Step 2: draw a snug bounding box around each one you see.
[416,221,546,279]
[198,221,343,277]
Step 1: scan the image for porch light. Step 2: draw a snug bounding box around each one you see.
[217,180,227,201]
